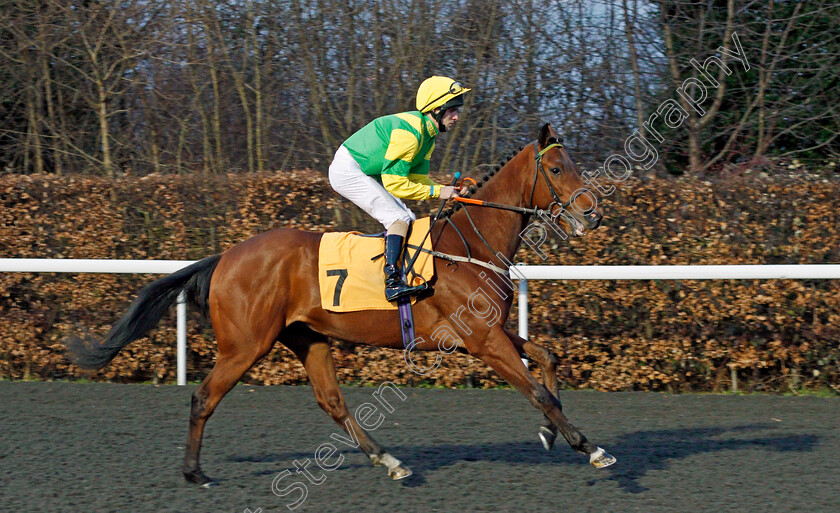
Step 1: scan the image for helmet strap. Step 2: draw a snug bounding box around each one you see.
[433,108,447,132]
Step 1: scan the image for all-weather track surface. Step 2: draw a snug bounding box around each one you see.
[0,382,837,513]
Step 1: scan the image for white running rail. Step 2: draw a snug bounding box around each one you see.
[512,264,840,339]
[511,264,840,391]
[3,260,839,388]
[0,259,195,385]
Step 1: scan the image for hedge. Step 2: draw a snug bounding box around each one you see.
[1,170,838,392]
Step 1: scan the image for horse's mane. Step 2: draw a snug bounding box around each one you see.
[440,146,524,219]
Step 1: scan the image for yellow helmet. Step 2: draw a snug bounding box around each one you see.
[416,76,471,113]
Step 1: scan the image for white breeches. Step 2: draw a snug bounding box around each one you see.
[328,145,416,229]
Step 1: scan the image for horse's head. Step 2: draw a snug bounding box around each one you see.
[528,123,603,236]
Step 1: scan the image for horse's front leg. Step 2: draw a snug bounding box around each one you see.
[505,328,561,451]
[470,327,616,468]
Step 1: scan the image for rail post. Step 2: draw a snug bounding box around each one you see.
[177,291,187,386]
[518,278,529,367]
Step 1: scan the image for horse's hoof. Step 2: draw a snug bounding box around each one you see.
[371,452,412,480]
[389,464,413,480]
[538,426,556,451]
[589,447,617,469]
[183,470,216,487]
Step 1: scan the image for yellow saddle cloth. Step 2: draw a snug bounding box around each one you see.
[318,217,435,312]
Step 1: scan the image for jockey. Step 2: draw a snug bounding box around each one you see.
[329,76,471,302]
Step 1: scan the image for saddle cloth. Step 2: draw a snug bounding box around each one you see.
[318,217,435,312]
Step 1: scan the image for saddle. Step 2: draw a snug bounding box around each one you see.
[317,217,435,313]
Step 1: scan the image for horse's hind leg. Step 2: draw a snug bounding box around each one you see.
[505,328,560,451]
[182,335,274,486]
[282,326,412,480]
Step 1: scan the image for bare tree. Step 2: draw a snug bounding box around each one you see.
[1,0,834,176]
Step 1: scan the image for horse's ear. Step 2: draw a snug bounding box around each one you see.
[538,123,557,148]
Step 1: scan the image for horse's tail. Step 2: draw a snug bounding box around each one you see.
[66,254,222,370]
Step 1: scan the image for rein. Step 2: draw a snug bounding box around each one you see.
[441,140,590,273]
[453,140,578,215]
[451,196,539,216]
[408,141,580,277]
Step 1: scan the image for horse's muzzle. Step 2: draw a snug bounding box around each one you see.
[586,211,603,230]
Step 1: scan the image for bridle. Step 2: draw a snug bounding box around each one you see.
[528,140,585,211]
[429,140,588,271]
[453,140,583,216]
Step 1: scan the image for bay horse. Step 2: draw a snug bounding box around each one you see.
[67,123,615,486]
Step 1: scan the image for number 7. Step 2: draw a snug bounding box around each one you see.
[326,269,349,307]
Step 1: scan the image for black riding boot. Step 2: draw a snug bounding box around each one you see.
[384,234,426,302]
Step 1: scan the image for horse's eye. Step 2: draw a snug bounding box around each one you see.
[551,167,561,175]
